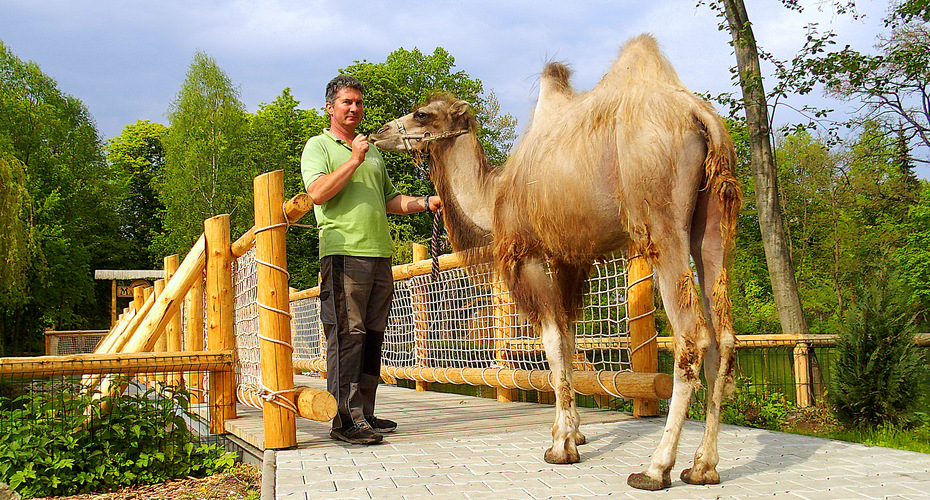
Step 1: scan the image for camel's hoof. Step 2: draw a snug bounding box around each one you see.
[680,467,720,485]
[543,444,580,464]
[573,432,586,446]
[627,472,671,491]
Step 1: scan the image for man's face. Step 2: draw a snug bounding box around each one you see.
[326,87,364,132]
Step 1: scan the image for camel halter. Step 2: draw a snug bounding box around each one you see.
[393,118,470,156]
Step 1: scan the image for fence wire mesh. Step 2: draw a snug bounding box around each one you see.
[234,248,262,408]
[288,255,634,374]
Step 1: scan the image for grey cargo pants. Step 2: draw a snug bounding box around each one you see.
[319,255,393,430]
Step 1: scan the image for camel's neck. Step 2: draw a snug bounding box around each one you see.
[430,134,498,252]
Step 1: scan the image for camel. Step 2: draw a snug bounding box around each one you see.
[370,34,742,490]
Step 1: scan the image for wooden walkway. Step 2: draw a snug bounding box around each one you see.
[225,375,930,499]
[224,374,634,451]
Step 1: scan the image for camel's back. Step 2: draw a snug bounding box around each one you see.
[497,34,718,258]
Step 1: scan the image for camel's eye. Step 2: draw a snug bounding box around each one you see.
[414,111,429,122]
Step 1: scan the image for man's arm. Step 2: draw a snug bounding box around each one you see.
[386,194,442,215]
[306,134,368,204]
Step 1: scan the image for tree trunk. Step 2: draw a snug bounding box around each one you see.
[723,0,810,336]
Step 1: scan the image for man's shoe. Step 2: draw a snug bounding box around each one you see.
[366,415,397,433]
[330,423,383,445]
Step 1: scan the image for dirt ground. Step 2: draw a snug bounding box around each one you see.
[32,464,261,500]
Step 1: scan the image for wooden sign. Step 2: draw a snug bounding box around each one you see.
[117,280,151,297]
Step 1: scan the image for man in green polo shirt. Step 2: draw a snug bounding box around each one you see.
[301,75,441,445]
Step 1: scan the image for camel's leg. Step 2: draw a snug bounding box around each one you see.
[628,254,710,491]
[679,186,738,486]
[506,258,586,464]
[540,317,584,463]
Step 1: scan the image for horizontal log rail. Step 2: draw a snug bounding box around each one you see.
[231,192,314,258]
[292,358,673,400]
[44,330,109,338]
[237,385,337,422]
[0,350,234,378]
[502,333,930,352]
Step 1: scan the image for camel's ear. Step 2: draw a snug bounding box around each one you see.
[450,100,470,118]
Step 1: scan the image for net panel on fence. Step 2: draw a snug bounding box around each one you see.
[289,255,634,375]
[233,248,262,407]
[46,332,106,356]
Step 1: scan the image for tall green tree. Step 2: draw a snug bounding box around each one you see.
[0,150,34,311]
[157,51,250,257]
[896,181,930,323]
[720,0,811,336]
[106,120,168,269]
[1,42,119,352]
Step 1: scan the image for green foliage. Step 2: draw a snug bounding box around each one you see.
[687,378,791,431]
[247,88,327,289]
[0,381,234,498]
[0,150,35,309]
[157,51,251,258]
[106,120,168,269]
[895,182,930,324]
[1,41,121,351]
[829,278,927,429]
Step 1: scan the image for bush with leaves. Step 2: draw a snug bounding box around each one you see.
[0,380,235,498]
[829,279,927,429]
[687,377,791,431]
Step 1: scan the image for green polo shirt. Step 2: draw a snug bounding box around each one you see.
[300,129,400,258]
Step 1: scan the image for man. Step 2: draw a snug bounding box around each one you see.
[301,75,441,445]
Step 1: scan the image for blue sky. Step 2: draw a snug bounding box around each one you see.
[3,0,919,176]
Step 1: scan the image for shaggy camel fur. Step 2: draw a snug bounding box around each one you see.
[371,34,742,491]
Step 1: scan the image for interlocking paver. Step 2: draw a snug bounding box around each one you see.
[275,409,930,499]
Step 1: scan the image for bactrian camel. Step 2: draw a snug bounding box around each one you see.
[371,34,742,490]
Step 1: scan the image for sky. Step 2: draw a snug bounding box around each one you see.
[3,0,922,177]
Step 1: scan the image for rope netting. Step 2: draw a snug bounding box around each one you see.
[232,248,263,409]
[288,255,634,376]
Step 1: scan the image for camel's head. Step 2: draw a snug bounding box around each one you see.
[370,95,475,153]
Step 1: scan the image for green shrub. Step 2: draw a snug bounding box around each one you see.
[0,380,235,498]
[829,279,927,429]
[687,378,791,431]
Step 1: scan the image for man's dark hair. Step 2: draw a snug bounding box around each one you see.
[325,75,365,104]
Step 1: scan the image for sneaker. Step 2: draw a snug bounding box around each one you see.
[330,422,383,445]
[366,415,397,433]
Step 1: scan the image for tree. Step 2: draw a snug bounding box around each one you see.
[157,51,250,258]
[721,0,811,336]
[895,181,930,324]
[106,120,168,269]
[0,150,34,310]
[1,42,120,352]
[810,14,930,169]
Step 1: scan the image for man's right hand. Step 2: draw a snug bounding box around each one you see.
[351,133,369,163]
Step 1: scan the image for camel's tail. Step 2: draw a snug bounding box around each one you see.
[692,100,742,397]
[693,101,742,247]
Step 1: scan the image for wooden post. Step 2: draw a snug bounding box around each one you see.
[111,279,118,327]
[152,279,166,386]
[628,251,659,417]
[164,254,182,387]
[492,276,516,403]
[205,216,236,434]
[186,270,205,403]
[411,243,431,392]
[254,170,297,449]
[793,341,812,407]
